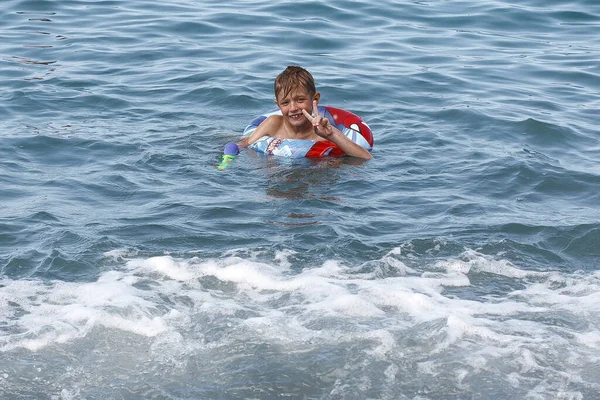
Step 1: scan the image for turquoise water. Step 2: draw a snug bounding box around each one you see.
[1,0,599,398]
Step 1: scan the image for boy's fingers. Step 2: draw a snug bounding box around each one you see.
[302,109,313,121]
[313,100,320,118]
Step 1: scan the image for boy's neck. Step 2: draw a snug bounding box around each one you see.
[283,119,315,139]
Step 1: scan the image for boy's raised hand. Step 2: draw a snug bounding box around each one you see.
[303,100,334,138]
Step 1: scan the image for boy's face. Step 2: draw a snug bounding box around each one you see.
[276,87,320,128]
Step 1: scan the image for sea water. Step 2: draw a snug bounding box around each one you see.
[1,0,599,398]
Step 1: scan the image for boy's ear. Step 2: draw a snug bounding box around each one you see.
[313,92,321,102]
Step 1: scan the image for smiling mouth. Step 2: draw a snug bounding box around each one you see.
[289,113,303,121]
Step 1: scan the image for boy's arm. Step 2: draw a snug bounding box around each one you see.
[302,102,373,160]
[237,116,277,148]
[320,126,373,160]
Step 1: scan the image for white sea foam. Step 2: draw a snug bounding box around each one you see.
[435,249,547,278]
[0,269,171,351]
[1,250,599,398]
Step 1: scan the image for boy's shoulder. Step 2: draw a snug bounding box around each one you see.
[261,114,285,133]
[264,114,284,124]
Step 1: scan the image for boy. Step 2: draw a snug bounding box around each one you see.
[237,66,373,160]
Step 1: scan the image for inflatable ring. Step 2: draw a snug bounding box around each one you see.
[242,105,373,158]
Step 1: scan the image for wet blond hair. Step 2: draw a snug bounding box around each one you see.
[274,66,316,101]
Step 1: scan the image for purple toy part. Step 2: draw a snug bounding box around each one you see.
[223,142,240,156]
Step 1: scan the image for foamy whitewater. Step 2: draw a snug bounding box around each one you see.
[1,0,599,398]
[2,247,599,398]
